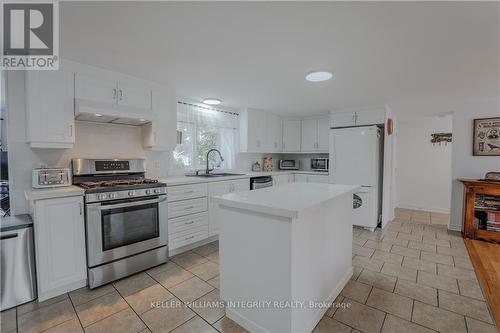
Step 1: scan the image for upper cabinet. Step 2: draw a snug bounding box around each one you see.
[268,113,283,152]
[75,74,152,110]
[330,109,385,128]
[239,109,282,153]
[300,117,329,152]
[25,71,75,148]
[282,119,301,152]
[142,87,177,151]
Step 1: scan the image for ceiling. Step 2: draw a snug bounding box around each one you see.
[60,2,499,115]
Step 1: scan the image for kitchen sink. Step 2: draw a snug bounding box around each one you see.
[186,173,246,178]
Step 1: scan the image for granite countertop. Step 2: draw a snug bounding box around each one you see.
[212,182,358,219]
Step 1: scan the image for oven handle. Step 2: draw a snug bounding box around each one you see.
[90,196,167,211]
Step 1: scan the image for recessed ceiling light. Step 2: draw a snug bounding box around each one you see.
[305,71,333,82]
[140,118,146,122]
[95,113,103,117]
[203,98,222,105]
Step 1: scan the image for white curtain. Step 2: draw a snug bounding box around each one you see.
[170,102,238,175]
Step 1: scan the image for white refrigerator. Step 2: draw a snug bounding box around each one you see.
[329,126,383,231]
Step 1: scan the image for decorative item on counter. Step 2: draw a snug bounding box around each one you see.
[473,117,500,156]
[430,133,452,145]
[263,157,273,172]
[252,161,261,172]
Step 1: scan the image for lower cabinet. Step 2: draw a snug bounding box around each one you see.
[32,196,87,301]
[293,174,329,183]
[208,179,249,237]
[273,174,291,186]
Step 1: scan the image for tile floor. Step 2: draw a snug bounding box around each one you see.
[1,209,497,333]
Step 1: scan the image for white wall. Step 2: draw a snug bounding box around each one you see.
[6,72,169,215]
[395,115,452,213]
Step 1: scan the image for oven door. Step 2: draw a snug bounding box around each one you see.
[86,195,167,267]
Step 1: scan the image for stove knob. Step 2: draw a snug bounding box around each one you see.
[145,189,152,195]
[154,188,161,194]
[128,190,136,197]
[109,193,118,199]
[98,194,108,200]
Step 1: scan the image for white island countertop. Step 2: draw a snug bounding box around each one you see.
[213,182,359,219]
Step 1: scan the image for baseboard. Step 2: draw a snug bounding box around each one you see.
[226,307,271,333]
[38,278,87,302]
[396,205,450,215]
[447,224,462,232]
[168,235,218,257]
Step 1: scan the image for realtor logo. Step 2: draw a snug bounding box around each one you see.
[1,1,59,70]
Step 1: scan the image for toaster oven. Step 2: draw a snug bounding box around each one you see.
[279,159,299,170]
[32,168,72,188]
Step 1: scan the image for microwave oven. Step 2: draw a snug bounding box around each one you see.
[311,158,329,172]
[279,159,299,170]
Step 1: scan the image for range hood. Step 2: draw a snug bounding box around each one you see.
[74,99,155,126]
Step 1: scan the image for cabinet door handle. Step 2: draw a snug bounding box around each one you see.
[185,221,195,225]
[185,235,195,240]
[119,89,123,101]
[184,190,195,194]
[113,88,117,101]
[79,202,83,215]
[69,124,73,138]
[184,205,195,210]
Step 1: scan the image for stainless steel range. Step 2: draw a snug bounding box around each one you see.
[72,158,167,288]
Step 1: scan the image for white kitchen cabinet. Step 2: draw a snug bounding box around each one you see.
[32,196,87,301]
[75,74,152,111]
[317,117,330,151]
[330,110,385,128]
[273,174,291,186]
[300,117,330,152]
[307,174,330,183]
[142,86,177,151]
[294,174,308,182]
[268,113,283,152]
[25,71,75,148]
[282,119,301,152]
[208,179,249,236]
[239,109,267,152]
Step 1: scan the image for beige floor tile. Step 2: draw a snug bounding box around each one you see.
[140,302,196,333]
[394,279,437,306]
[340,280,372,304]
[188,289,225,324]
[69,284,116,306]
[380,230,399,239]
[417,271,459,293]
[397,232,423,242]
[147,262,194,289]
[408,241,436,253]
[171,252,209,270]
[412,301,466,332]
[351,266,363,280]
[358,230,384,241]
[437,263,478,282]
[364,240,393,252]
[188,261,219,281]
[410,230,437,239]
[372,250,404,265]
[381,262,417,282]
[465,317,498,333]
[83,308,146,333]
[380,237,409,247]
[206,251,219,263]
[366,288,413,320]
[333,298,385,333]
[125,283,175,314]
[312,317,351,333]
[139,328,152,333]
[438,290,494,324]
[357,269,396,292]
[168,277,214,303]
[192,243,218,257]
[74,290,128,327]
[113,272,158,298]
[212,316,249,333]
[41,318,82,333]
[422,236,451,248]
[0,308,16,333]
[391,245,420,259]
[353,244,375,257]
[353,236,368,246]
[17,299,76,333]
[402,257,436,274]
[437,245,468,257]
[420,251,454,266]
[382,314,435,333]
[17,294,69,316]
[325,295,344,318]
[458,279,485,301]
[387,225,413,235]
[207,275,220,289]
[352,256,384,272]
[453,256,474,270]
[171,316,218,333]
[395,208,413,217]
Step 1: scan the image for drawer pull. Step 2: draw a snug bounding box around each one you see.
[185,235,195,240]
[185,221,195,225]
[184,206,195,210]
[184,190,195,194]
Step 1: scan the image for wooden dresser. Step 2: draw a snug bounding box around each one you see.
[459,179,500,243]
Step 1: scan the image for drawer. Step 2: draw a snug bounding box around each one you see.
[168,212,208,234]
[169,226,209,250]
[167,183,207,202]
[168,197,207,218]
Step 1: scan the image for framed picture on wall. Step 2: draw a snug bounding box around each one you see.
[473,117,500,156]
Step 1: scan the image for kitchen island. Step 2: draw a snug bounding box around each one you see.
[212,182,358,333]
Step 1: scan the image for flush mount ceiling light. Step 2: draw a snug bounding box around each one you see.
[203,98,222,105]
[305,71,333,82]
[94,113,103,117]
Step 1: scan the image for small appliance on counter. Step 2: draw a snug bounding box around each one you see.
[252,161,261,172]
[263,157,273,172]
[250,176,273,190]
[1,214,37,310]
[279,159,299,170]
[311,158,329,172]
[32,167,72,188]
[484,172,500,181]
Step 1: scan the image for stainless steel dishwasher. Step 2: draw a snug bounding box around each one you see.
[1,214,37,310]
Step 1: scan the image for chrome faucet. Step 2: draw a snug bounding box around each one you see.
[205,149,224,175]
